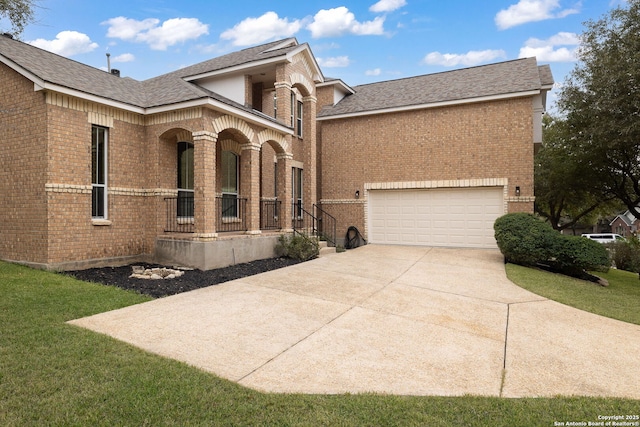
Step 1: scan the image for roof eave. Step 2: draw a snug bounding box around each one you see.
[36,82,146,114]
[317,90,542,121]
[182,55,287,82]
[146,98,293,134]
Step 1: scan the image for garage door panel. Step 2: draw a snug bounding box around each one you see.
[368,188,503,248]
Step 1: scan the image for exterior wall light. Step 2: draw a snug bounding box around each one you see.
[355,190,360,199]
[515,186,521,197]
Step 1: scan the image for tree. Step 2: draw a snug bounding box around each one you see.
[0,0,37,36]
[534,114,618,231]
[558,0,640,217]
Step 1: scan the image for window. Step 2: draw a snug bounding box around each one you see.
[91,125,107,218]
[177,141,194,217]
[292,167,303,218]
[221,151,239,218]
[290,91,295,127]
[273,91,277,118]
[296,100,303,137]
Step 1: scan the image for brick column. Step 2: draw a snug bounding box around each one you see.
[276,153,293,231]
[193,131,217,239]
[274,80,292,126]
[241,142,261,234]
[303,95,317,207]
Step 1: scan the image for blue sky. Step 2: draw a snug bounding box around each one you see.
[1,0,628,108]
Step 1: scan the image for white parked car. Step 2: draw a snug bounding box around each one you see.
[581,233,625,244]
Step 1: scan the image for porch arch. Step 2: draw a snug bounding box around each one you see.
[257,128,290,155]
[289,72,314,97]
[212,115,255,142]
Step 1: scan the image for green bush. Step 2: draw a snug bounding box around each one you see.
[494,213,609,276]
[551,234,610,275]
[275,233,319,261]
[493,213,557,266]
[608,235,640,273]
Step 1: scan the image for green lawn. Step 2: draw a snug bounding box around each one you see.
[1,261,638,426]
[506,263,640,325]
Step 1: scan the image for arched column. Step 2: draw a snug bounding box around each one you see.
[193,131,218,238]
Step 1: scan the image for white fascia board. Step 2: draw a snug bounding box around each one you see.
[317,90,542,121]
[146,98,293,134]
[182,56,285,82]
[317,79,355,95]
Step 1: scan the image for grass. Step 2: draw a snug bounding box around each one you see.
[506,264,640,325]
[1,260,638,426]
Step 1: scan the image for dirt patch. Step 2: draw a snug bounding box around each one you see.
[65,257,302,298]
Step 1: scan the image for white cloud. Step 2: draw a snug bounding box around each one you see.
[220,12,303,46]
[422,49,507,67]
[112,53,135,63]
[518,32,579,61]
[103,16,208,50]
[370,0,407,13]
[495,0,580,30]
[366,68,382,76]
[307,7,385,38]
[28,31,98,56]
[316,56,350,67]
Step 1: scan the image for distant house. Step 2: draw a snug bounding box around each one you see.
[610,210,639,237]
[0,34,553,270]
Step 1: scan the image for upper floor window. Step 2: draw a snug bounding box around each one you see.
[273,91,277,118]
[296,100,303,137]
[290,91,295,127]
[91,125,108,218]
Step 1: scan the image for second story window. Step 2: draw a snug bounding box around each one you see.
[296,100,303,137]
[290,91,295,127]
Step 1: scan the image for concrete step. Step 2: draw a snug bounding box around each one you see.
[319,246,337,257]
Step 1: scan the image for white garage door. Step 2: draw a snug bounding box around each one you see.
[368,187,504,248]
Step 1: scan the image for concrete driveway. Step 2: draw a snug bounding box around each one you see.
[69,245,640,398]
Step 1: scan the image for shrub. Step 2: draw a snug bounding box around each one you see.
[551,234,610,276]
[608,235,640,273]
[494,213,610,277]
[494,213,557,266]
[275,233,319,261]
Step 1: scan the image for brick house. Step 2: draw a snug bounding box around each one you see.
[0,35,553,270]
[610,210,639,238]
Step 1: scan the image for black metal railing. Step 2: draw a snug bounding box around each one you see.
[260,199,281,230]
[314,204,337,247]
[291,203,337,247]
[216,196,247,232]
[164,195,195,233]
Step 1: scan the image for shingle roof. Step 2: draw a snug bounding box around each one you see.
[318,57,553,118]
[0,35,299,112]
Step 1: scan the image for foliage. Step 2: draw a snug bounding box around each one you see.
[275,232,319,261]
[607,235,640,273]
[494,213,610,275]
[534,115,618,231]
[557,0,640,217]
[549,234,609,276]
[0,0,38,36]
[493,213,557,266]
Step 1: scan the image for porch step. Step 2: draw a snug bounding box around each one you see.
[318,240,337,257]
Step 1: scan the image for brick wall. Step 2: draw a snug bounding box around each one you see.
[0,63,49,264]
[319,97,535,234]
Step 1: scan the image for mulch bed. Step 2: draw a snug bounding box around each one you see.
[64,257,302,298]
